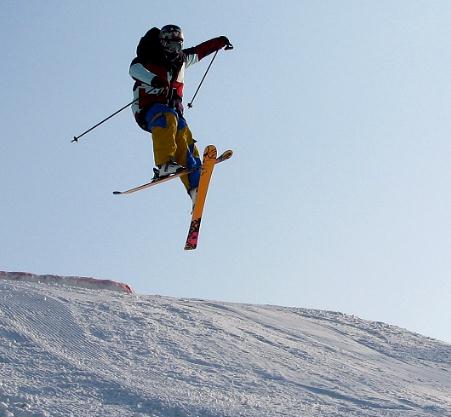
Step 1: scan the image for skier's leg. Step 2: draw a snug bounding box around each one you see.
[145,104,178,167]
[173,117,201,192]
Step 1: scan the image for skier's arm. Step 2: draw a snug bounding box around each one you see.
[184,36,232,67]
[129,59,169,92]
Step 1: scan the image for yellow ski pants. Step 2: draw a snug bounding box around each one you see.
[144,104,201,191]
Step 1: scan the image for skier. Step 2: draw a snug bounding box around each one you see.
[129,25,232,204]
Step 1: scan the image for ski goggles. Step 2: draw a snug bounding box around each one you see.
[161,38,183,53]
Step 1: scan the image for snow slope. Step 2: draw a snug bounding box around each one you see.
[1,274,450,417]
[0,271,132,294]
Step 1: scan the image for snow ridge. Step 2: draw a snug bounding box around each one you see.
[0,271,133,294]
[1,279,450,417]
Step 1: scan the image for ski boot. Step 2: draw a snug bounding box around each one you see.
[154,161,185,179]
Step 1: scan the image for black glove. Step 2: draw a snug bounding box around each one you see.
[151,76,168,89]
[219,36,233,50]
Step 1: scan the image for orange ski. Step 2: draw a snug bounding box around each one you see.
[184,145,232,250]
[113,150,232,196]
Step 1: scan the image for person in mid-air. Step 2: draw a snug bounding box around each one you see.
[129,25,232,205]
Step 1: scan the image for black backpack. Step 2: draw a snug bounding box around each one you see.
[136,27,161,59]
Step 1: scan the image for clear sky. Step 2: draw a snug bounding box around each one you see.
[1,1,450,343]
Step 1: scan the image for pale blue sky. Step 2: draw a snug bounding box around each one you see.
[1,1,450,342]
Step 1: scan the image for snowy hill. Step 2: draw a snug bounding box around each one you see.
[1,273,451,417]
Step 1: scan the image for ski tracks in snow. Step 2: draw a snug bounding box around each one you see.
[1,280,451,416]
[187,300,451,416]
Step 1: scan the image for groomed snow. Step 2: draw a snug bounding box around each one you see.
[1,273,450,417]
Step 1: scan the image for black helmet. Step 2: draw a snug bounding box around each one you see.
[159,25,184,54]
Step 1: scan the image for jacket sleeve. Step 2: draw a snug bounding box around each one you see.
[129,58,156,85]
[183,36,230,68]
[129,58,169,97]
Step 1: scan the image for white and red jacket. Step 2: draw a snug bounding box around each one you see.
[130,36,229,129]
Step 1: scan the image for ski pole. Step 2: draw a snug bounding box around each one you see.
[72,98,138,143]
[187,43,233,108]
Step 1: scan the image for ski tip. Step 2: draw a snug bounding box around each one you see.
[203,145,217,159]
[113,191,122,195]
[219,150,233,161]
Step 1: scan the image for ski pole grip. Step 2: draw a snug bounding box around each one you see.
[225,43,234,50]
